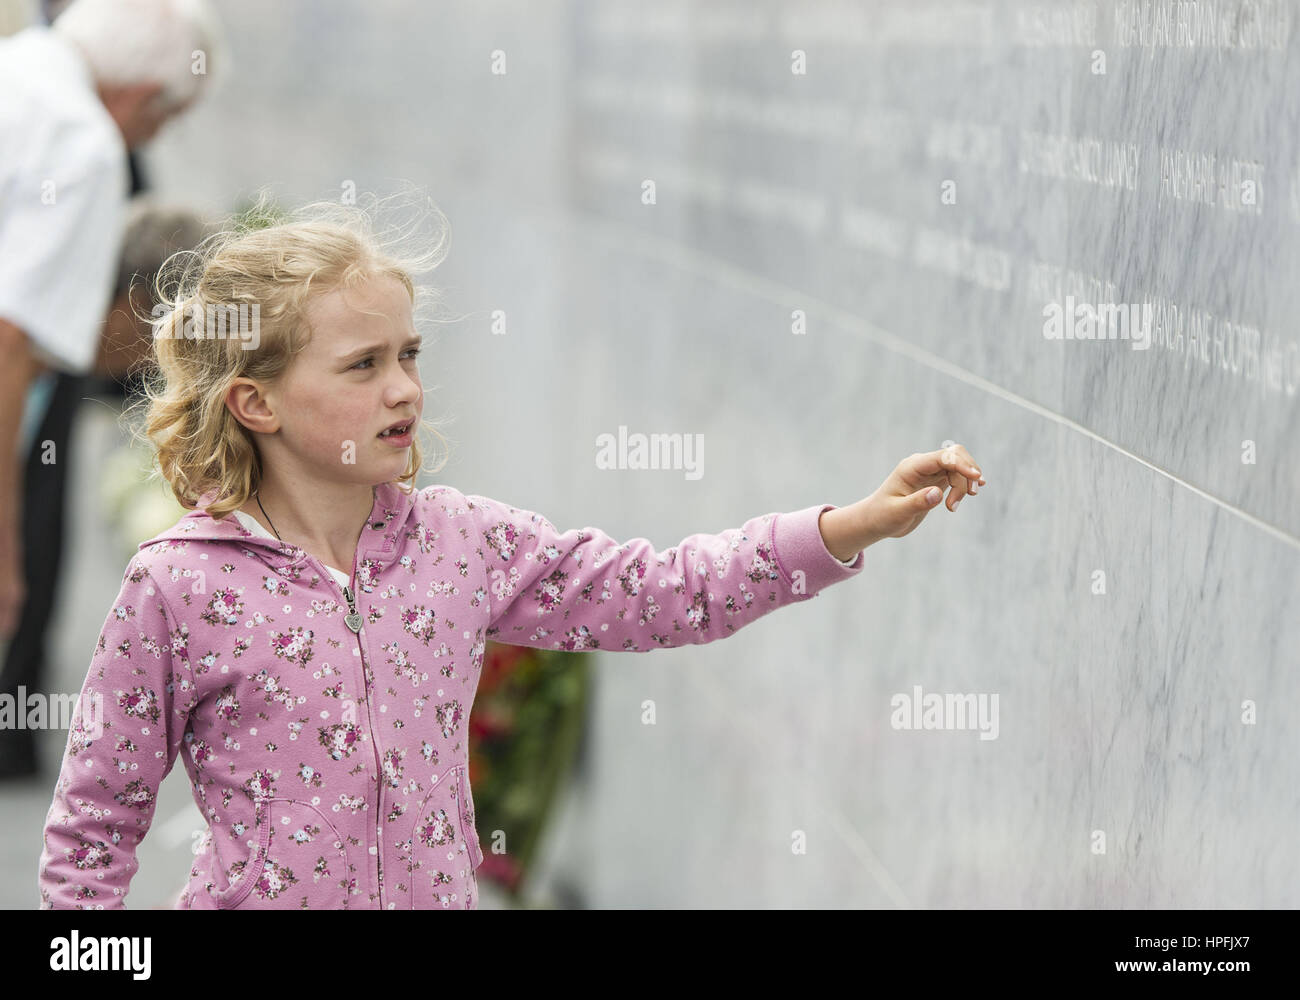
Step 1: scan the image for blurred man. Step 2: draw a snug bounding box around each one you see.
[0,0,221,776]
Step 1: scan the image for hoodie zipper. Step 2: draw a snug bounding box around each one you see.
[212,491,411,908]
[304,552,386,910]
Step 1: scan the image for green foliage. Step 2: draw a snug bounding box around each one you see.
[228,195,289,234]
[469,644,590,901]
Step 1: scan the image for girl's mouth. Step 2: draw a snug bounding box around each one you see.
[378,422,413,447]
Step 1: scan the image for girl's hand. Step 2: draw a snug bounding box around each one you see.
[863,444,985,540]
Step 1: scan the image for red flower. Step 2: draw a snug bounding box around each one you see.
[470,704,515,742]
[479,643,530,695]
[478,851,524,893]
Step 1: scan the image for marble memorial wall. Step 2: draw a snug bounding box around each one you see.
[562,0,1299,906]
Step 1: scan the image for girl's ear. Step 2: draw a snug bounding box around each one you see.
[225,377,277,434]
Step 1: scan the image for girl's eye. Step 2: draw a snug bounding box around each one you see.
[351,347,420,371]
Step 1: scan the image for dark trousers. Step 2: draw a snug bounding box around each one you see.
[0,371,84,773]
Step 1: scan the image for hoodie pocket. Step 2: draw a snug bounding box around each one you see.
[217,797,353,910]
[406,763,482,908]
[215,801,271,910]
[456,765,484,871]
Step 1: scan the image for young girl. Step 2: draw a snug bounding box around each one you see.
[37,199,985,910]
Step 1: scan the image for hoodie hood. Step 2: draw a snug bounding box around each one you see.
[137,479,420,574]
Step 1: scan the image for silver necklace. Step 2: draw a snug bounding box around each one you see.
[253,490,369,634]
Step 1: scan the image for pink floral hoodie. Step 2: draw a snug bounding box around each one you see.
[38,481,864,909]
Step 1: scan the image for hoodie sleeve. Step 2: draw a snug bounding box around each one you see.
[465,492,865,652]
[38,556,197,909]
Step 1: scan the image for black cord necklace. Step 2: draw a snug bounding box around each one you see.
[253,488,377,545]
[255,491,282,541]
[253,489,369,635]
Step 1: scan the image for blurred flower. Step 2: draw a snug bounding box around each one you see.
[468,641,587,905]
[478,852,523,893]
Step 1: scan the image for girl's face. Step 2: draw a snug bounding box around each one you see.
[271,273,424,485]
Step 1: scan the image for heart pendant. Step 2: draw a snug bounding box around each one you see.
[345,612,363,633]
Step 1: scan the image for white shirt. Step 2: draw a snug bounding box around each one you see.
[231,509,353,589]
[0,25,129,379]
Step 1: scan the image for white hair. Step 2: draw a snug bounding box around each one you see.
[53,0,223,108]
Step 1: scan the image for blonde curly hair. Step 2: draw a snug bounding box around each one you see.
[124,191,455,521]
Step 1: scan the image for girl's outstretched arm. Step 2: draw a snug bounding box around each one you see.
[457,444,985,654]
[451,487,865,654]
[38,557,198,909]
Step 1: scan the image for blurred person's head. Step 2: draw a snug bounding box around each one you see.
[129,194,454,520]
[101,199,216,380]
[52,0,222,147]
[117,198,216,303]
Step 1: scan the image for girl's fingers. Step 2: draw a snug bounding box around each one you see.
[945,469,968,508]
[908,445,985,501]
[937,444,984,490]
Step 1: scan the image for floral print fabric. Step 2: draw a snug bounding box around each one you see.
[38,482,863,909]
